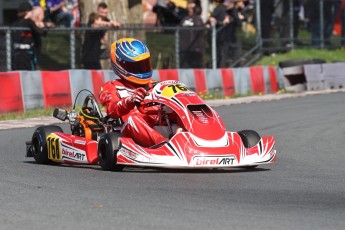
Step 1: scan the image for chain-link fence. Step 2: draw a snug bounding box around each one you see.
[259,0,345,53]
[1,0,344,72]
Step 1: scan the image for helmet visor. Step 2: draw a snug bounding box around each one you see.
[118,57,152,75]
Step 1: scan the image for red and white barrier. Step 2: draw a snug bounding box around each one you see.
[0,66,283,113]
[0,72,24,113]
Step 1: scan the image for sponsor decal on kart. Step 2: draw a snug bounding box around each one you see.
[192,155,237,167]
[61,147,86,162]
[161,83,190,98]
[118,147,138,160]
[74,140,86,145]
[159,80,182,86]
[46,135,88,163]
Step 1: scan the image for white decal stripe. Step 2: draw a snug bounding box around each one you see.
[190,132,228,147]
[263,140,274,157]
[121,116,139,133]
[174,141,186,162]
[166,143,181,160]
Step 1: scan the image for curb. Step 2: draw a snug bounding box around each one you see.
[1,89,344,131]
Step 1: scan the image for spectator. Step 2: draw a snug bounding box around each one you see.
[179,0,205,68]
[208,0,231,67]
[31,5,55,28]
[30,6,53,68]
[97,2,121,27]
[306,0,334,47]
[30,0,55,26]
[153,0,187,26]
[278,0,303,48]
[11,2,47,71]
[259,0,274,55]
[45,0,73,27]
[226,0,246,63]
[96,2,121,61]
[82,13,114,69]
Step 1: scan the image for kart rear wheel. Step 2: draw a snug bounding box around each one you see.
[31,125,63,164]
[98,133,124,171]
[238,130,261,148]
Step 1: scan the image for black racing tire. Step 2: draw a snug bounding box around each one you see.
[31,125,63,164]
[238,130,261,148]
[98,132,124,171]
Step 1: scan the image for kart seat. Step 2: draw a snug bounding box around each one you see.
[154,124,181,138]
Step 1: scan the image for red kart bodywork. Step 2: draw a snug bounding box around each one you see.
[27,80,276,170]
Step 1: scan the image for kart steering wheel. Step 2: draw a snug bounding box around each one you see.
[135,81,160,115]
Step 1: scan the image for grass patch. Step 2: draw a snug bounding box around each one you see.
[255,48,345,66]
[0,108,55,121]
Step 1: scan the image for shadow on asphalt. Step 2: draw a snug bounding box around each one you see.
[22,160,271,174]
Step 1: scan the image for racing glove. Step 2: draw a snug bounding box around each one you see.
[131,88,147,103]
[125,87,147,108]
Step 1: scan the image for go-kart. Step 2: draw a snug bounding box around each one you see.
[25,80,276,171]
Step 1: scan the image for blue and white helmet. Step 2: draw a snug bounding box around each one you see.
[110,38,153,85]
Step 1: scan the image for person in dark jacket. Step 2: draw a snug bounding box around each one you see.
[209,0,230,68]
[227,0,246,63]
[82,12,116,69]
[179,0,205,68]
[11,2,47,71]
[260,0,275,54]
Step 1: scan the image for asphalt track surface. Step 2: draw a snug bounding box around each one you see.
[1,92,345,230]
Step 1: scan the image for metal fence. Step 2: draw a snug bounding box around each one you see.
[0,25,220,71]
[0,0,344,72]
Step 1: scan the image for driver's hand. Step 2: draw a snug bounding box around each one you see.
[130,87,147,104]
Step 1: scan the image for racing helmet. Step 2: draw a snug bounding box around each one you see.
[110,38,153,85]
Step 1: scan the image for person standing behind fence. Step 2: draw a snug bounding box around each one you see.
[227,0,246,64]
[82,12,115,69]
[259,0,274,55]
[208,0,231,68]
[31,6,54,68]
[11,2,47,71]
[306,0,334,47]
[96,2,121,66]
[97,2,121,27]
[179,0,205,68]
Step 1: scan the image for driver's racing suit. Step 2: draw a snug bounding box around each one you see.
[99,79,168,147]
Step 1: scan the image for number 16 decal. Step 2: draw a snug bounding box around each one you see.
[47,134,61,161]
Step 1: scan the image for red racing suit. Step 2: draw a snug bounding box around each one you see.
[99,79,168,147]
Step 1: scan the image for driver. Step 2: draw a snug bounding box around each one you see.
[99,38,168,147]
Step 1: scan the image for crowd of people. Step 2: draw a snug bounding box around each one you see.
[8,0,345,71]
[11,0,77,70]
[155,0,345,67]
[10,1,120,71]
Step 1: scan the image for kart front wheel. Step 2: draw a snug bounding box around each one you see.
[31,125,63,164]
[98,133,124,171]
[238,130,261,148]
